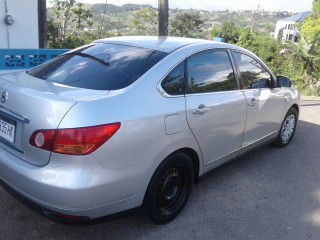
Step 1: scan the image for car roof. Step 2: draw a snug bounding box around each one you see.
[93,36,236,53]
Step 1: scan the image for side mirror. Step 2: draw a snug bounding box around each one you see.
[277,76,291,87]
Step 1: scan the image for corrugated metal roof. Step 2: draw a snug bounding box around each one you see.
[280,11,310,22]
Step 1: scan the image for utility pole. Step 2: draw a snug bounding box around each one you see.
[250,4,260,33]
[38,0,47,48]
[99,0,108,38]
[158,0,168,36]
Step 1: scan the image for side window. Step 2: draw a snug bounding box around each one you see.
[233,52,271,89]
[161,62,185,95]
[187,50,236,94]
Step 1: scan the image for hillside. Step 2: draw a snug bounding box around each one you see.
[86,3,292,36]
[48,3,293,38]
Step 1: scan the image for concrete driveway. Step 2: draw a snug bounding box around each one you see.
[1,100,320,240]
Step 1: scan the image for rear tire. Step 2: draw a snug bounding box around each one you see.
[274,107,298,147]
[144,152,194,224]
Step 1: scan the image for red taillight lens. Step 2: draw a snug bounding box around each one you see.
[29,123,120,155]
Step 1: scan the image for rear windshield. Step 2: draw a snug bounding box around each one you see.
[27,43,167,90]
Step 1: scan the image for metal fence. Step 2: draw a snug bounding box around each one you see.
[0,49,69,70]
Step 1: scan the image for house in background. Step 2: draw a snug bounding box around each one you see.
[273,11,310,43]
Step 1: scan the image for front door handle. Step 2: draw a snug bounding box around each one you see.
[193,107,210,114]
[248,98,257,107]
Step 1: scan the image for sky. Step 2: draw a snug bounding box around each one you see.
[46,0,313,12]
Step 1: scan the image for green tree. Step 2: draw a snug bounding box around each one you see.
[281,38,320,95]
[300,0,320,43]
[218,21,240,44]
[210,21,240,44]
[296,0,320,94]
[209,19,320,96]
[170,12,204,38]
[237,27,254,47]
[240,34,280,64]
[47,0,92,48]
[131,8,158,35]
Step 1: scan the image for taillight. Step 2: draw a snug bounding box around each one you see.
[29,123,121,155]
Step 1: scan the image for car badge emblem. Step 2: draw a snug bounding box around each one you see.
[1,91,8,103]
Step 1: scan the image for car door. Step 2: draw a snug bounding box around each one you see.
[185,50,247,166]
[232,51,285,150]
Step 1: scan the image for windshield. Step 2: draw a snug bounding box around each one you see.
[27,43,167,90]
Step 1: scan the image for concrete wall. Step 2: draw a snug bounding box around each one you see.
[0,0,39,48]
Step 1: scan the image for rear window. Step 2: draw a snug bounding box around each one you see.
[27,43,167,90]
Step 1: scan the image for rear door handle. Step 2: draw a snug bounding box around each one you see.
[248,98,257,107]
[193,107,210,114]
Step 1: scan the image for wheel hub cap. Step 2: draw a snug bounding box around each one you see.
[281,114,295,143]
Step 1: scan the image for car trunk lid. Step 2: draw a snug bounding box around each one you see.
[0,71,109,166]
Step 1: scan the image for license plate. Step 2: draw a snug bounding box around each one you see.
[0,115,16,143]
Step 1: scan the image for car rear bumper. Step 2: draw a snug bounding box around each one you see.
[0,147,149,219]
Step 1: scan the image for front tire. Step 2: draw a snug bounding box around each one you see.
[144,152,194,224]
[274,107,298,147]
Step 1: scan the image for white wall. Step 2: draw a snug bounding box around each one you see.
[0,0,39,48]
[274,20,298,43]
[274,21,289,40]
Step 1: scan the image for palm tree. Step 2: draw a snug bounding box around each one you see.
[281,33,320,95]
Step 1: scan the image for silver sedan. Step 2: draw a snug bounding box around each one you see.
[0,36,300,224]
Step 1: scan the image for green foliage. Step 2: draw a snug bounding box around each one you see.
[89,3,152,15]
[48,3,294,42]
[170,12,204,38]
[45,1,320,96]
[122,4,154,12]
[131,8,158,36]
[237,28,254,47]
[240,34,280,64]
[211,21,240,44]
[297,0,320,95]
[300,18,320,43]
[211,19,320,96]
[300,0,320,43]
[47,0,92,48]
[89,3,117,15]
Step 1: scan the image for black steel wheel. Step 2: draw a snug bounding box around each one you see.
[144,152,194,224]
